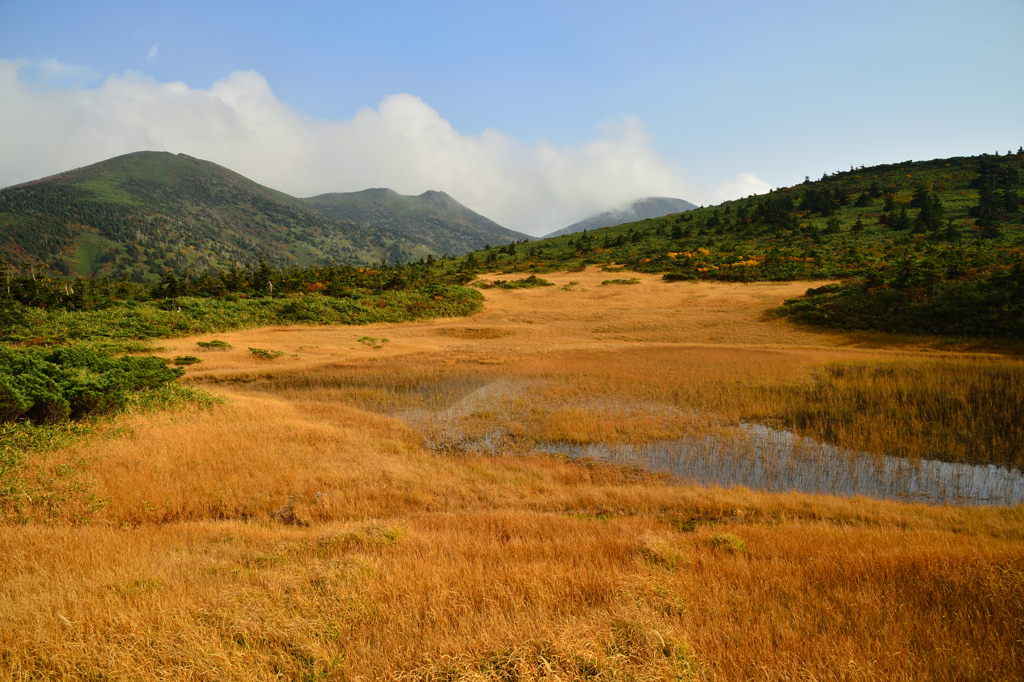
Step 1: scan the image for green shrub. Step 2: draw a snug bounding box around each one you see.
[0,346,184,425]
[248,347,284,360]
[173,356,202,366]
[357,336,389,350]
[662,273,697,282]
[707,533,745,553]
[196,339,233,350]
[475,276,554,290]
[601,278,641,286]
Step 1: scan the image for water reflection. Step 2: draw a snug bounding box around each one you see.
[533,424,1024,507]
[380,378,1024,507]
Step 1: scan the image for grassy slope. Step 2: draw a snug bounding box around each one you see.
[0,152,424,278]
[301,188,532,255]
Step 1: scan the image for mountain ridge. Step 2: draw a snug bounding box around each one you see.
[301,188,529,255]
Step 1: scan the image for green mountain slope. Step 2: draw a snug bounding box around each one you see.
[0,152,429,280]
[459,150,1024,338]
[301,188,531,255]
[543,196,697,239]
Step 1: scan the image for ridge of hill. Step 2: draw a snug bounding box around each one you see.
[543,196,697,239]
[301,188,530,256]
[461,150,1024,338]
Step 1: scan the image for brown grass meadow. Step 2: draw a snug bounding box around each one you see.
[2,268,1023,680]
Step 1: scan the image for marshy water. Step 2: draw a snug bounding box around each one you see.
[380,377,1024,507]
[531,426,1024,507]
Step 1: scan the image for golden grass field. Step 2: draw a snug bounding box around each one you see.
[2,268,1023,681]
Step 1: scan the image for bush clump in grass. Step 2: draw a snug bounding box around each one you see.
[248,348,284,360]
[662,272,697,282]
[707,533,745,553]
[196,339,233,350]
[357,336,389,350]
[475,275,555,290]
[601,278,641,286]
[173,356,202,366]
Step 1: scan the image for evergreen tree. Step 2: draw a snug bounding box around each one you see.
[913,188,943,232]
[891,208,911,231]
[971,175,1001,237]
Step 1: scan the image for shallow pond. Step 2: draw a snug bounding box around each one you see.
[533,424,1024,507]
[381,378,1024,507]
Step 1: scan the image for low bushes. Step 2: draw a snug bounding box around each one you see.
[0,346,183,425]
[777,265,1024,338]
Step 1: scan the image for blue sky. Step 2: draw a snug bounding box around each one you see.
[1,0,1022,234]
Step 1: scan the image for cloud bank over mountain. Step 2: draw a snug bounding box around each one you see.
[0,60,769,235]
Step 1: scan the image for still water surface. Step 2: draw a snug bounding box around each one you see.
[532,424,1024,507]
[388,378,1024,507]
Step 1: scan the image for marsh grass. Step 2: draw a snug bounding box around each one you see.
[791,359,1024,465]
[0,383,220,523]
[248,347,1024,469]
[3,273,1024,680]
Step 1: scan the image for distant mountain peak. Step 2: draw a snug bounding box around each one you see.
[543,196,697,239]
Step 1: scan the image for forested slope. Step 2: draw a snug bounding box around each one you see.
[454,150,1024,337]
[0,152,426,279]
[301,188,531,256]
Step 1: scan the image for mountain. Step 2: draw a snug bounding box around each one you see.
[543,197,697,239]
[0,152,518,281]
[301,188,530,256]
[0,151,427,280]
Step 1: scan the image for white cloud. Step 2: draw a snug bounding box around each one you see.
[0,60,768,234]
[712,172,773,203]
[146,45,158,66]
[14,58,103,91]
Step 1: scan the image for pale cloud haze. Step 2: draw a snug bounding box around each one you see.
[0,60,770,235]
[146,45,158,66]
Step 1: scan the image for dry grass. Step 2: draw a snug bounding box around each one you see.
[2,268,1023,680]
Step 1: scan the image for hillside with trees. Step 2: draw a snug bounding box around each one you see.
[0,152,520,281]
[454,150,1024,338]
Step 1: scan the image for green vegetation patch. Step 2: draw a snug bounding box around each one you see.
[0,345,184,425]
[248,348,284,360]
[474,275,554,290]
[601,278,641,286]
[0,286,482,344]
[776,259,1024,338]
[357,336,389,350]
[196,339,233,350]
